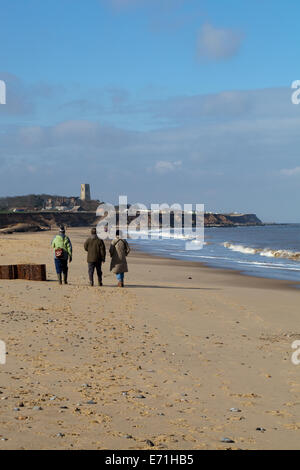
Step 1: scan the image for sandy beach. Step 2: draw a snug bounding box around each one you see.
[0,228,300,450]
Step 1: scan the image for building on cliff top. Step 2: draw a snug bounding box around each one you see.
[80,184,91,201]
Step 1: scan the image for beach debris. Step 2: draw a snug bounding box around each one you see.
[86,400,97,405]
[0,438,8,441]
[134,395,146,399]
[256,427,266,433]
[0,265,17,280]
[0,264,47,281]
[145,440,155,447]
[125,435,133,439]
[13,408,20,412]
[229,408,242,413]
[221,437,235,443]
[50,396,57,401]
[56,433,65,438]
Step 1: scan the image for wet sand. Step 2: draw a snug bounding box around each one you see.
[0,228,300,450]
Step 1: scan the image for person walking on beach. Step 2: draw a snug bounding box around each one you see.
[51,225,72,285]
[109,230,130,287]
[84,228,106,286]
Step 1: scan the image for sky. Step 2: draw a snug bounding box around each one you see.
[0,0,300,222]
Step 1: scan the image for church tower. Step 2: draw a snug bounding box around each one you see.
[80,184,91,201]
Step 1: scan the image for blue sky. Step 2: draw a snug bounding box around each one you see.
[0,0,300,221]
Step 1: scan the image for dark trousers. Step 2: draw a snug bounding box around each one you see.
[88,262,102,284]
[55,258,68,275]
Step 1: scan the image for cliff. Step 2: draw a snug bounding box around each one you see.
[204,213,262,227]
[0,211,263,233]
[0,212,97,231]
[0,194,101,212]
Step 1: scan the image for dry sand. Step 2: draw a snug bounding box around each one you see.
[0,228,300,450]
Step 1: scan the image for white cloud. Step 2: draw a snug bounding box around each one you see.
[0,73,61,117]
[153,160,182,174]
[146,87,296,124]
[280,167,300,176]
[197,23,244,61]
[0,73,33,115]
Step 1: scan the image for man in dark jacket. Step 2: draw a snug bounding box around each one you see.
[84,228,106,286]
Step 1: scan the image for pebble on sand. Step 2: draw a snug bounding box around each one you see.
[145,440,155,447]
[256,427,266,433]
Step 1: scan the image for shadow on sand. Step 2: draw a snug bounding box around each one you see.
[121,284,221,291]
[45,281,221,291]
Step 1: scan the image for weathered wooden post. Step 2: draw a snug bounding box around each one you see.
[0,264,47,281]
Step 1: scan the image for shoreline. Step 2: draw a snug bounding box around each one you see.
[131,242,300,292]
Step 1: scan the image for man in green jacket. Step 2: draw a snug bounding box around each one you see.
[84,228,106,286]
[51,225,72,285]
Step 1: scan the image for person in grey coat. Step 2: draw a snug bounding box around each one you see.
[84,228,106,286]
[109,230,130,287]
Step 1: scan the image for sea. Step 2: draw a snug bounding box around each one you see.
[131,224,300,282]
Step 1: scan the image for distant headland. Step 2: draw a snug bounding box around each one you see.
[0,191,263,234]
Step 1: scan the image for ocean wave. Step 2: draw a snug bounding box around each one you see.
[223,242,300,262]
[128,228,205,242]
[223,243,258,255]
